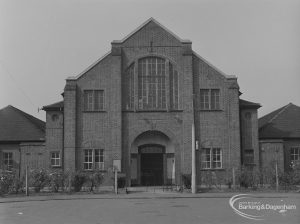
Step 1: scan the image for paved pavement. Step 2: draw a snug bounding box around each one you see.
[0,192,299,224]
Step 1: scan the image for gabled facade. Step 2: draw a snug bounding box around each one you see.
[0,105,46,176]
[43,18,260,186]
[259,103,300,172]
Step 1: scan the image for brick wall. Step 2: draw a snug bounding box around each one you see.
[193,56,241,184]
[240,109,259,168]
[46,111,63,170]
[60,20,246,186]
[20,142,47,177]
[64,81,77,172]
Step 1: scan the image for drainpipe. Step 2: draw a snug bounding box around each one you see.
[191,123,196,194]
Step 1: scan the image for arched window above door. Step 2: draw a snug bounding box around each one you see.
[123,56,180,111]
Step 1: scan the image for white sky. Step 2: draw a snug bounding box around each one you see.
[0,0,299,121]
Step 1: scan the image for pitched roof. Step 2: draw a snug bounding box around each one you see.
[259,103,300,139]
[0,105,45,142]
[66,51,111,80]
[67,18,191,80]
[239,99,261,109]
[192,51,236,79]
[42,101,64,111]
[112,17,191,44]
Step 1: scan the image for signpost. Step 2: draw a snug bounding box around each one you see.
[113,160,121,194]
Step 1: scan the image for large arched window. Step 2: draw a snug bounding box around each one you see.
[138,57,166,110]
[123,57,179,111]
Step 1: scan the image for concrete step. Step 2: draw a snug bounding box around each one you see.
[127,186,179,193]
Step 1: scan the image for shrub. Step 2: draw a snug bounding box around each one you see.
[0,170,23,195]
[259,167,276,186]
[72,171,87,192]
[48,171,65,192]
[60,171,73,192]
[117,176,126,188]
[201,171,213,189]
[10,177,24,194]
[277,169,300,190]
[238,167,260,189]
[182,174,191,189]
[290,163,300,185]
[30,169,49,193]
[86,171,104,192]
[0,170,14,195]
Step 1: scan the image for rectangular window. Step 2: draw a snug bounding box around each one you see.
[84,149,93,170]
[202,148,211,169]
[200,89,220,110]
[84,90,104,111]
[95,149,104,170]
[94,90,104,111]
[200,89,209,110]
[201,148,222,169]
[211,89,220,110]
[3,152,13,170]
[50,152,61,167]
[212,148,222,168]
[244,149,254,165]
[84,90,94,111]
[290,147,300,163]
[83,149,105,170]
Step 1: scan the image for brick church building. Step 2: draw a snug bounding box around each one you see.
[42,18,260,186]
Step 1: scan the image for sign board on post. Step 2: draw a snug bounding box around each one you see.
[113,160,121,194]
[113,159,121,172]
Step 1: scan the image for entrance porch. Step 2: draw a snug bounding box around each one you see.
[130,131,175,186]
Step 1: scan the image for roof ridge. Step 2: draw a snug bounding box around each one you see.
[0,105,13,110]
[192,51,236,79]
[67,51,111,80]
[112,17,191,44]
[8,105,45,132]
[43,100,63,107]
[268,103,292,124]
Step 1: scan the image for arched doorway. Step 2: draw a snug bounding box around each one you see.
[130,130,175,186]
[139,144,165,186]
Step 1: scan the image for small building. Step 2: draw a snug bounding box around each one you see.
[259,103,300,173]
[43,18,261,187]
[0,105,46,176]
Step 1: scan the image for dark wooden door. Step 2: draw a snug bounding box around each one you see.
[141,153,163,186]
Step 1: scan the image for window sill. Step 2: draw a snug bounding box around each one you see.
[200,168,225,171]
[51,166,62,169]
[82,110,107,113]
[198,109,223,112]
[169,109,184,112]
[122,109,184,113]
[136,110,168,113]
[82,170,107,173]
